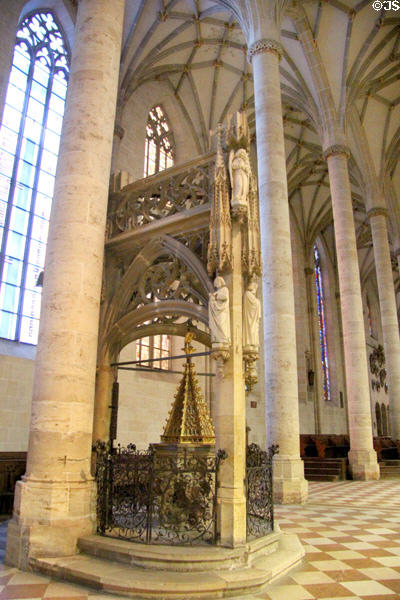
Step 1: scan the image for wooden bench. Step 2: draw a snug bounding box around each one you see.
[0,452,27,515]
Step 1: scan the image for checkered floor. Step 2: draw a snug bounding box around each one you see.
[1,480,400,599]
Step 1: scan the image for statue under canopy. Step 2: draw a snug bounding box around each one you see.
[208,276,231,346]
[243,279,260,352]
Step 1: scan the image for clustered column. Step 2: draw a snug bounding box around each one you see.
[368,207,400,440]
[248,38,308,503]
[6,0,126,567]
[324,144,379,479]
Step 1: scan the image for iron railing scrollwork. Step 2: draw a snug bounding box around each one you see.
[246,443,279,539]
[93,442,227,546]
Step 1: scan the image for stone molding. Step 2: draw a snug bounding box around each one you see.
[367,207,388,220]
[247,38,283,62]
[323,144,350,160]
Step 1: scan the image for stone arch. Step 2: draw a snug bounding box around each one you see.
[101,234,212,360]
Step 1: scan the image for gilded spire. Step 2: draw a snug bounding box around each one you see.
[161,332,215,444]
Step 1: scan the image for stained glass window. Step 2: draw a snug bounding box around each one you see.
[136,335,171,370]
[0,11,69,344]
[314,245,331,401]
[144,106,174,177]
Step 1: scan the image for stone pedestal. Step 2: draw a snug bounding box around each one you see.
[368,209,400,440]
[325,146,379,480]
[6,0,126,568]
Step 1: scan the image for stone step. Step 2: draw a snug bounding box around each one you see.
[304,474,339,482]
[31,534,304,600]
[77,533,279,572]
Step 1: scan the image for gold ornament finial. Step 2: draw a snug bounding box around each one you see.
[161,334,215,445]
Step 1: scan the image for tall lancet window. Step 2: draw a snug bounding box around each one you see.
[144,105,174,177]
[314,245,331,401]
[0,11,69,344]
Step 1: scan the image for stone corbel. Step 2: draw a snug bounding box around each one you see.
[243,347,259,390]
[211,342,231,377]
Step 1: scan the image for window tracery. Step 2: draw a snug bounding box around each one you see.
[314,245,331,402]
[0,11,69,344]
[144,105,174,177]
[136,334,171,370]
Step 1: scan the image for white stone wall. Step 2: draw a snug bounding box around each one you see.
[0,341,35,451]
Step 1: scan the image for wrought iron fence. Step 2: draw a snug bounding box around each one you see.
[246,443,279,539]
[94,442,226,545]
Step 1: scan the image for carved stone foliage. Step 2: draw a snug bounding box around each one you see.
[107,162,212,238]
[175,231,209,266]
[370,344,388,394]
[128,255,208,313]
[207,124,232,276]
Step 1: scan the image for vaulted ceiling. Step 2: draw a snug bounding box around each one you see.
[115,0,400,287]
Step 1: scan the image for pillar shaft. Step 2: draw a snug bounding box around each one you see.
[214,220,246,547]
[251,43,307,503]
[369,210,400,439]
[325,148,379,479]
[6,0,125,568]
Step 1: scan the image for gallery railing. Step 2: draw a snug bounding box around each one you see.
[106,152,215,239]
[94,442,226,545]
[246,443,279,539]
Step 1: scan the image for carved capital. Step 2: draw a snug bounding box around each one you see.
[367,207,388,220]
[323,144,350,160]
[247,38,283,63]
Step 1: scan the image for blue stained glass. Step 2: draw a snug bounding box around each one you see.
[5,84,25,112]
[9,67,27,92]
[0,310,17,339]
[13,47,30,74]
[20,315,39,344]
[6,230,26,259]
[14,183,32,210]
[314,245,331,401]
[30,80,47,104]
[3,256,23,285]
[17,159,35,188]
[0,127,18,155]
[0,10,69,343]
[10,205,29,235]
[25,262,41,290]
[2,105,22,133]
[0,283,20,312]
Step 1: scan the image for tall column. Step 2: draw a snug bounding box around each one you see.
[368,207,400,439]
[324,145,379,479]
[6,0,125,568]
[214,219,246,547]
[248,39,307,503]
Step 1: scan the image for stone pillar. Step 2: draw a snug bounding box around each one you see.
[92,362,114,443]
[6,0,125,568]
[368,207,400,440]
[248,39,307,503]
[324,145,379,479]
[214,219,247,547]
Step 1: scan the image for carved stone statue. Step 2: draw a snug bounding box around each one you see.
[243,279,260,351]
[229,148,251,214]
[208,276,231,346]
